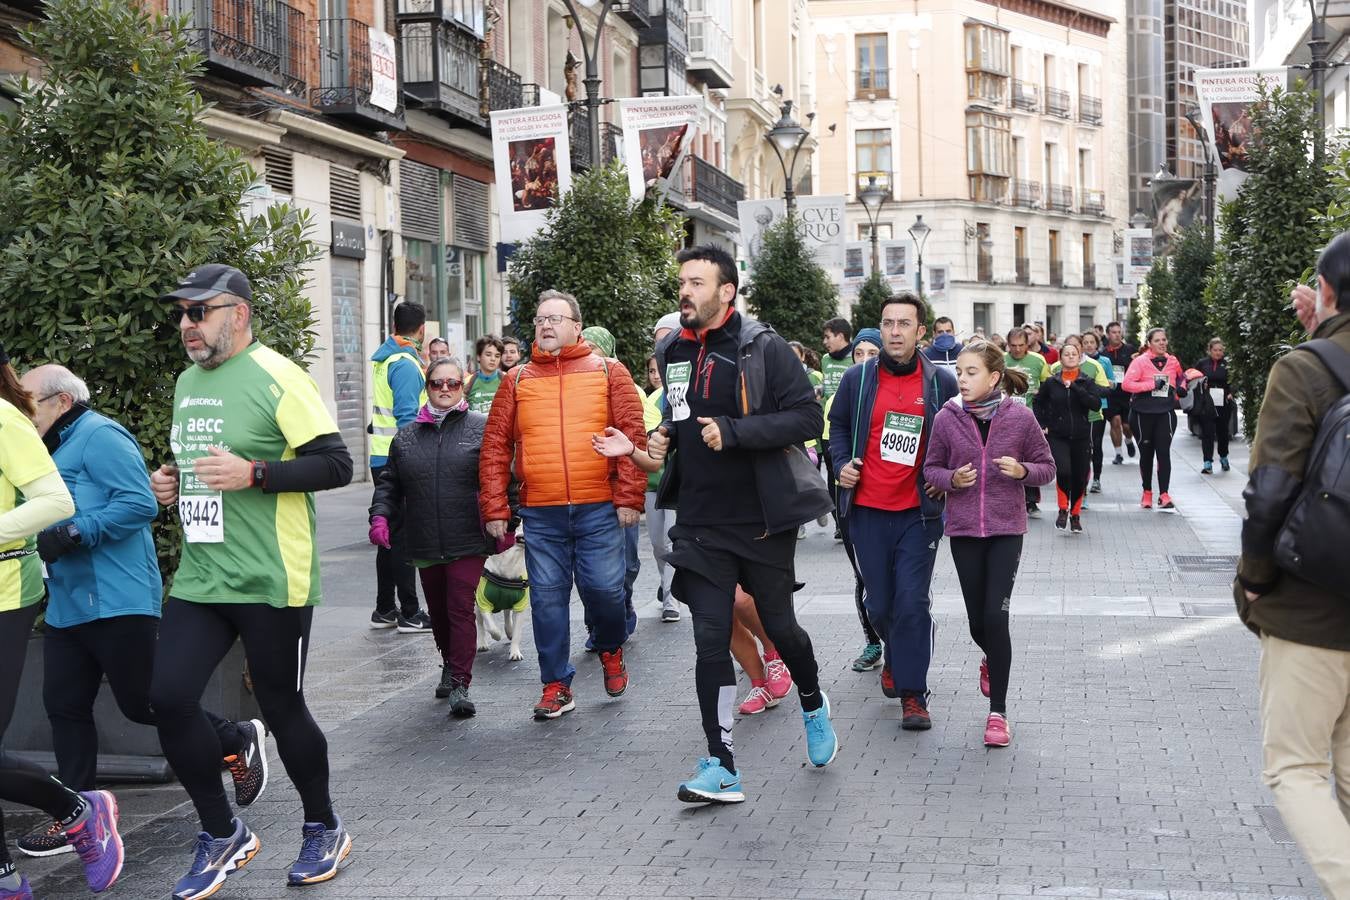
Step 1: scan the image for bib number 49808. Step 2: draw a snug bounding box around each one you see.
[880,412,923,467]
[179,494,223,543]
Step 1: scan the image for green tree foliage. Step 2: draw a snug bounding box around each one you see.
[1165,224,1215,368]
[742,215,839,346]
[850,270,890,333]
[1143,258,1174,338]
[507,161,683,377]
[1204,84,1328,433]
[0,0,321,575]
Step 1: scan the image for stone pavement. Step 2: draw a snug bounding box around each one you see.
[24,425,1328,899]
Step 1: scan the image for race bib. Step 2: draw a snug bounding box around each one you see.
[879,412,923,467]
[1111,368,1124,384]
[1151,374,1170,398]
[179,472,224,543]
[665,361,692,422]
[1209,387,1225,407]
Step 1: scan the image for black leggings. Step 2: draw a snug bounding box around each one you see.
[1090,419,1106,480]
[949,535,1021,715]
[1129,410,1176,493]
[0,604,82,866]
[150,599,331,838]
[1199,405,1231,462]
[1049,435,1091,515]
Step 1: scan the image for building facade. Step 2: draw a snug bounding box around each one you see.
[809,0,1127,339]
[1249,0,1350,134]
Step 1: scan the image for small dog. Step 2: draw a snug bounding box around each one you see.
[474,535,528,661]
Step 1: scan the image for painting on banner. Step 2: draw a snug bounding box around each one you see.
[1124,228,1152,284]
[737,197,785,272]
[490,105,573,243]
[1194,67,1287,201]
[794,195,847,270]
[618,96,702,201]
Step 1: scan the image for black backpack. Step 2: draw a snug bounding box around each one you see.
[1274,339,1350,597]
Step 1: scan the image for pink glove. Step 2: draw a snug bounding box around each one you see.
[369,516,391,549]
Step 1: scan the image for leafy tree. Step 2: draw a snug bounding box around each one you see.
[850,270,890,333]
[1125,299,1143,348]
[1166,223,1215,368]
[507,161,683,377]
[742,214,838,346]
[1143,257,1174,337]
[0,0,321,576]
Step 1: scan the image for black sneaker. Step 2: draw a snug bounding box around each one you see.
[1026,502,1040,518]
[447,684,476,718]
[435,666,455,699]
[396,611,432,634]
[1070,515,1083,534]
[1055,509,1068,531]
[17,819,71,857]
[370,609,397,629]
[1126,442,1136,458]
[225,718,268,808]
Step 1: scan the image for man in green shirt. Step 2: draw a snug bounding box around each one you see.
[1004,328,1049,516]
[820,317,854,401]
[149,264,355,898]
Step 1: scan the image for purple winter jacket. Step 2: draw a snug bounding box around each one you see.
[923,397,1056,538]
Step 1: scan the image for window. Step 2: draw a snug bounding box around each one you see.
[856,33,889,97]
[966,112,1010,202]
[856,128,892,180]
[403,238,440,321]
[964,23,1009,75]
[1046,305,1062,338]
[973,303,993,336]
[859,222,894,241]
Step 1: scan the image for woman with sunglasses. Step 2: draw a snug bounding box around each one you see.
[369,358,497,717]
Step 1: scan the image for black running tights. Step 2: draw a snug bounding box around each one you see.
[0,603,83,866]
[150,599,332,838]
[948,535,1021,715]
[1090,419,1106,481]
[1128,410,1176,493]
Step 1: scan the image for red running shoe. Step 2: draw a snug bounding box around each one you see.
[900,694,932,731]
[880,665,898,698]
[599,648,628,697]
[984,713,1011,747]
[532,682,575,719]
[979,657,990,698]
[1140,490,1153,509]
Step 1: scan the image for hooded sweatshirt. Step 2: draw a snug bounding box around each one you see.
[370,335,426,467]
[923,333,964,372]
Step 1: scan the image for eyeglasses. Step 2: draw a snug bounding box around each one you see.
[170,303,238,324]
[880,319,914,331]
[428,378,463,391]
[36,393,64,404]
[532,314,577,327]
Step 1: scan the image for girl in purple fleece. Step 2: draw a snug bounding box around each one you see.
[923,341,1055,748]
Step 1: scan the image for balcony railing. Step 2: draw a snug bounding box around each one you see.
[1015,257,1030,284]
[1012,179,1040,208]
[855,68,891,99]
[687,13,732,89]
[313,19,405,131]
[689,155,745,220]
[1048,184,1073,212]
[401,21,481,126]
[395,0,484,36]
[485,58,522,112]
[571,109,594,171]
[1045,87,1072,119]
[1082,189,1106,216]
[1049,260,1064,286]
[521,83,541,107]
[1083,262,1096,289]
[600,122,623,164]
[613,0,651,28]
[174,0,306,93]
[1010,79,1038,111]
[1079,95,1102,125]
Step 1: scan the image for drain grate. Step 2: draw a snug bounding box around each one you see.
[1172,554,1239,572]
[1256,805,1296,844]
[1180,602,1237,617]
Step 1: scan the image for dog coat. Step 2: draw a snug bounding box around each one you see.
[475,568,529,614]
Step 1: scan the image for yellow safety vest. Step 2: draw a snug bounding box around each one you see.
[370,349,425,461]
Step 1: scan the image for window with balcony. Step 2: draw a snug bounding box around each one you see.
[856,128,892,192]
[856,33,889,98]
[964,23,1009,76]
[966,111,1010,203]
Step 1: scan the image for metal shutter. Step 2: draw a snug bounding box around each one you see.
[452,175,490,251]
[330,165,362,220]
[400,160,441,242]
[330,257,368,474]
[261,145,294,195]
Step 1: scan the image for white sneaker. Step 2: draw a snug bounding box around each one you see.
[797,524,807,540]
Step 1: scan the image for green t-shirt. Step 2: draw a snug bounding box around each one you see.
[820,352,852,400]
[169,342,339,608]
[1005,351,1048,406]
[466,371,502,415]
[0,399,54,611]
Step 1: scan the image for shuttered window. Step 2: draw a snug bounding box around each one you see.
[330,165,362,220]
[452,175,490,251]
[261,146,294,195]
[400,160,441,242]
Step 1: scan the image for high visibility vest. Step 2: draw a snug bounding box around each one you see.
[369,349,425,461]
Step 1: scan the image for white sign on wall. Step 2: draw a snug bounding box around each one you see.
[368,29,398,113]
[794,195,847,271]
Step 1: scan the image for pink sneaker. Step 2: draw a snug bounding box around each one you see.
[764,657,793,700]
[984,713,1011,748]
[979,657,990,698]
[738,684,778,715]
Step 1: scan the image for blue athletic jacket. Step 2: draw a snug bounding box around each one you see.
[44,409,162,628]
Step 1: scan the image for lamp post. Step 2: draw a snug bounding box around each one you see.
[766,97,811,215]
[859,175,887,274]
[560,0,611,168]
[1309,0,1331,166]
[908,214,931,299]
[1184,104,1217,244]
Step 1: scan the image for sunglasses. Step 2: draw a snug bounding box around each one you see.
[170,302,238,323]
[428,378,463,390]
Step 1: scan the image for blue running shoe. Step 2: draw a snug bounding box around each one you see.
[0,875,32,899]
[172,818,260,900]
[287,817,352,885]
[677,757,745,804]
[802,692,839,767]
[67,790,122,893]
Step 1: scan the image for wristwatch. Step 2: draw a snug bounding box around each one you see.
[250,460,267,488]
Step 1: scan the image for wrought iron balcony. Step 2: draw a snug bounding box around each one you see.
[313,19,405,131]
[1049,260,1064,287]
[1011,179,1040,208]
[613,0,651,28]
[571,108,594,171]
[1047,184,1073,212]
[485,58,522,112]
[1082,190,1106,216]
[174,0,306,93]
[1044,87,1071,119]
[1015,257,1030,285]
[395,0,485,36]
[600,122,623,164]
[1079,95,1102,125]
[1083,262,1096,289]
[689,155,744,220]
[401,21,485,127]
[521,83,541,107]
[1010,79,1038,112]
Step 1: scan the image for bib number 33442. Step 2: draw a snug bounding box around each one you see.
[179,494,224,543]
[880,412,923,467]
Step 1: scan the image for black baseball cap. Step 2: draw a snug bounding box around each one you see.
[161,264,253,303]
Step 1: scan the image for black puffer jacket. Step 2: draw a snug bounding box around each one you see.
[1033,372,1102,440]
[370,407,495,562]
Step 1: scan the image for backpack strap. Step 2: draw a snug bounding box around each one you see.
[1295,339,1350,393]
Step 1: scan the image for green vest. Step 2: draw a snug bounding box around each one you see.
[369,349,425,461]
[821,353,852,400]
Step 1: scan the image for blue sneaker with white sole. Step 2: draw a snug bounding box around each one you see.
[802,692,839,767]
[287,817,352,885]
[172,818,259,900]
[677,757,745,804]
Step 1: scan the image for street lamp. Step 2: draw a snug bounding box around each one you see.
[908,214,931,299]
[859,175,888,274]
[766,96,811,215]
[1184,104,1217,243]
[560,0,611,168]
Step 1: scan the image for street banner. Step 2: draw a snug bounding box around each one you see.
[844,242,867,281]
[880,240,908,281]
[1150,176,1200,257]
[1124,228,1152,284]
[490,104,573,244]
[794,195,847,270]
[926,265,948,298]
[618,96,702,202]
[1114,257,1135,300]
[737,197,785,272]
[368,29,398,113]
[1194,67,1287,201]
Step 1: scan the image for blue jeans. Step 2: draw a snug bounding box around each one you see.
[849,505,942,695]
[520,502,628,686]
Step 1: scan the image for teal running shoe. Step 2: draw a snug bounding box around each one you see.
[677,757,745,804]
[851,643,883,671]
[802,692,839,767]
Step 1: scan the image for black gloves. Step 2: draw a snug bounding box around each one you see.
[36,525,80,564]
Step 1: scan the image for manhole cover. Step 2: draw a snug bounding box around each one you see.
[1181,602,1236,617]
[1257,805,1296,844]
[1172,554,1239,572]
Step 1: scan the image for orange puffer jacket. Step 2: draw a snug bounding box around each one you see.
[479,341,647,521]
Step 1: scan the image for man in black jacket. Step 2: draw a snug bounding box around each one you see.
[648,244,837,805]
